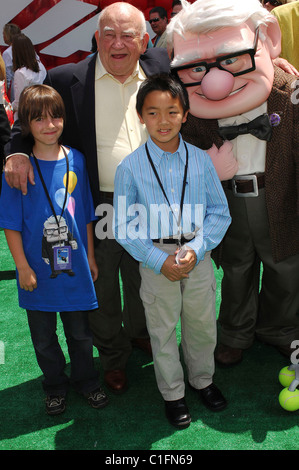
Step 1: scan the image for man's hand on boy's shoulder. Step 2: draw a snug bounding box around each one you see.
[5,154,35,195]
[161,249,196,282]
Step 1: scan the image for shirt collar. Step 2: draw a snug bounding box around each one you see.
[146,134,187,167]
[95,53,146,82]
[218,102,268,127]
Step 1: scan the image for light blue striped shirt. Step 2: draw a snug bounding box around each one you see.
[113,135,231,274]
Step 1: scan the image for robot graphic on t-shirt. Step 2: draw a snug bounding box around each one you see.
[42,215,78,278]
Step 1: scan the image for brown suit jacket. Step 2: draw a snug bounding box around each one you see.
[182,67,299,263]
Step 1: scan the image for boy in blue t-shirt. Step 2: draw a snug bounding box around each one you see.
[0,84,108,415]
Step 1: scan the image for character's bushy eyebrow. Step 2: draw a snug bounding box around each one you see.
[171,52,203,68]
[171,37,252,67]
[216,40,252,56]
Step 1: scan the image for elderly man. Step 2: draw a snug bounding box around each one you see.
[4,3,170,394]
[168,0,299,365]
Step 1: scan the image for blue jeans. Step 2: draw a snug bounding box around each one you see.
[26,310,100,396]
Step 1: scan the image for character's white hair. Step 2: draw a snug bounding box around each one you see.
[167,0,275,47]
[97,2,147,38]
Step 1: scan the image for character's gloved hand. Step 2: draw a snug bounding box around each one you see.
[207,141,238,181]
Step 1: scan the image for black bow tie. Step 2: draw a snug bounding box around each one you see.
[218,114,272,141]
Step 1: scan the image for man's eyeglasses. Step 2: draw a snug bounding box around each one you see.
[171,27,260,88]
[149,17,160,24]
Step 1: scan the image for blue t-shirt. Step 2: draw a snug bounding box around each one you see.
[0,147,98,312]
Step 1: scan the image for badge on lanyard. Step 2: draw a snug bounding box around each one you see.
[54,245,72,271]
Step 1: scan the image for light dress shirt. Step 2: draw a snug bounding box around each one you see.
[94,55,148,192]
[218,102,267,175]
[113,135,231,274]
[12,62,47,120]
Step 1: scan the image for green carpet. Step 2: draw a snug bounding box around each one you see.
[0,230,298,452]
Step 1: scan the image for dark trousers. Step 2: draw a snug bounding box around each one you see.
[89,237,148,370]
[88,194,148,371]
[27,310,100,396]
[219,188,299,349]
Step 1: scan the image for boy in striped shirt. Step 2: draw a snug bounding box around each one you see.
[113,74,231,429]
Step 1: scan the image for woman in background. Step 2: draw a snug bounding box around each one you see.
[11,34,46,120]
[2,23,21,100]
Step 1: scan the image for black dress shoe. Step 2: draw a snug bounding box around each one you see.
[190,383,227,411]
[164,397,191,429]
[199,383,227,411]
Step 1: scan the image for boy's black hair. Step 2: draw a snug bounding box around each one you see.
[136,73,190,116]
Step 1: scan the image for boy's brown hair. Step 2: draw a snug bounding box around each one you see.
[18,84,66,139]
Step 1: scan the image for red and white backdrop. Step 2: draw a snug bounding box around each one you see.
[0,0,193,70]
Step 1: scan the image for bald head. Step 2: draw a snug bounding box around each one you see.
[98,2,147,38]
[95,2,149,83]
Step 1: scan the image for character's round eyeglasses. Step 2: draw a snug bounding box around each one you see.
[171,27,260,88]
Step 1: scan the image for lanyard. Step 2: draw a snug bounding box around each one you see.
[145,142,189,244]
[32,146,69,229]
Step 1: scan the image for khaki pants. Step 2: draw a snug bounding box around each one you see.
[140,246,217,401]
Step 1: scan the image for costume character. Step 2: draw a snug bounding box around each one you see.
[168,0,299,364]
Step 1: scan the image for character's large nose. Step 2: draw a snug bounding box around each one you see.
[200,68,235,101]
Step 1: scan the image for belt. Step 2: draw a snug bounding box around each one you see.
[152,236,195,245]
[227,173,265,197]
[100,191,114,200]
